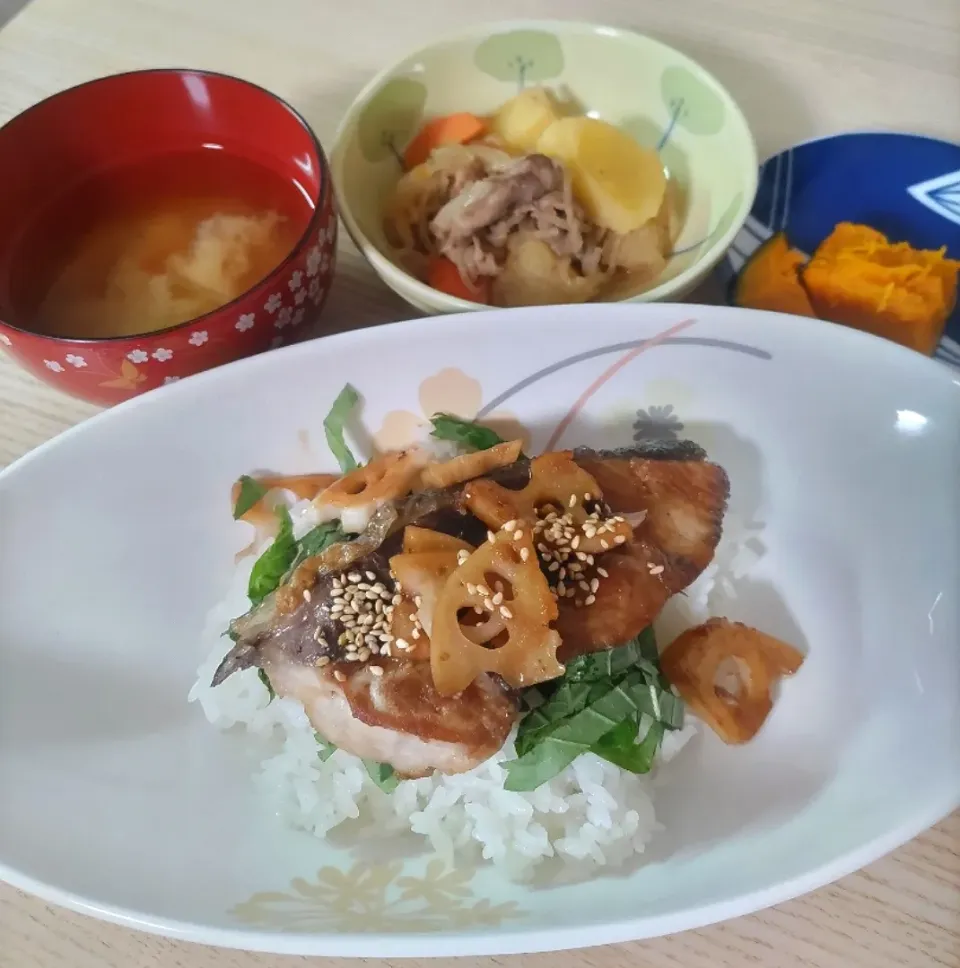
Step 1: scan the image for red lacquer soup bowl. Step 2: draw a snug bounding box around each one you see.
[0,69,337,406]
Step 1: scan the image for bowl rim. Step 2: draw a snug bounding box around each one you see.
[0,67,333,346]
[330,18,759,312]
[0,302,957,955]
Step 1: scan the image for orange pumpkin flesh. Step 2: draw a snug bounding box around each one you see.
[734,233,816,317]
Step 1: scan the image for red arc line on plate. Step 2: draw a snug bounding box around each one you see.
[544,317,696,451]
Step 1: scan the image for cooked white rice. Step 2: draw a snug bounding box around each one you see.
[187,497,754,879]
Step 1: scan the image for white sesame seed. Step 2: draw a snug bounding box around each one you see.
[513,530,523,541]
[548,561,560,572]
[614,535,626,545]
[334,670,346,682]
[411,628,421,639]
[584,492,592,501]
[600,540,610,549]
[579,580,590,592]
[477,584,490,597]
[566,588,576,598]
[348,572,361,582]
[358,648,371,661]
[650,564,665,575]
[466,582,477,594]
[500,606,513,619]
[597,566,609,578]
[520,548,530,562]
[585,594,596,605]
[395,638,409,651]
[487,531,496,543]
[502,519,517,531]
[492,591,504,605]
[316,655,330,667]
[365,571,376,581]
[568,495,577,508]
[590,578,600,593]
[557,580,566,595]
[369,665,384,677]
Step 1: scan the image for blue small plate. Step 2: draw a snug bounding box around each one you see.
[714,131,960,368]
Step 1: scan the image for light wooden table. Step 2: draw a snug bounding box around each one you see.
[1,0,958,966]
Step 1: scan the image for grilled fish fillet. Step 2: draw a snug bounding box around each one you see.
[557,451,729,658]
[262,648,517,776]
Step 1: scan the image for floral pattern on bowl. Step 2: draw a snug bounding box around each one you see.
[232,860,523,933]
[0,218,337,406]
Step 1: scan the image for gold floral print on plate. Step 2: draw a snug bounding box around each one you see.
[231,859,523,933]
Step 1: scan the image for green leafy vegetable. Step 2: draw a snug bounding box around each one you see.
[257,668,276,701]
[324,385,360,473]
[515,679,608,756]
[565,627,659,682]
[363,759,399,793]
[505,630,684,791]
[591,717,664,773]
[247,507,297,603]
[289,521,348,572]
[233,475,268,519]
[429,413,505,452]
[315,732,337,762]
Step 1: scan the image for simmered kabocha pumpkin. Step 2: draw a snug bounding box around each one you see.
[733,233,816,317]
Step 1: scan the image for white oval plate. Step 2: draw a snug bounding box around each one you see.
[1,304,958,957]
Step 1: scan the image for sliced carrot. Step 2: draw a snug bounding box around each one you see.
[427,256,490,304]
[403,112,487,169]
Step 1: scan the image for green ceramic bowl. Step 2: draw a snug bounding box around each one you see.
[331,21,758,314]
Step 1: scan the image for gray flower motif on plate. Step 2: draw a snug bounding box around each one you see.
[634,404,684,442]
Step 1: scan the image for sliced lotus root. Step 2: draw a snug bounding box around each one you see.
[389,549,463,638]
[314,448,427,512]
[420,439,523,490]
[403,525,474,556]
[386,595,431,661]
[463,451,632,555]
[430,528,562,696]
[660,618,804,744]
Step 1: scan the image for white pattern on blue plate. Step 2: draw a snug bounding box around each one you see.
[907,169,960,228]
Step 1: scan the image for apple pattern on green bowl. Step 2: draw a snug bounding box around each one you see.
[332,22,757,313]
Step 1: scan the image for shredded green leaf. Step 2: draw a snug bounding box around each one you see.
[505,630,684,791]
[363,759,399,793]
[315,732,337,762]
[565,627,659,682]
[257,668,276,701]
[247,507,297,603]
[324,385,360,472]
[429,413,505,452]
[233,474,268,519]
[289,521,348,572]
[591,717,664,773]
